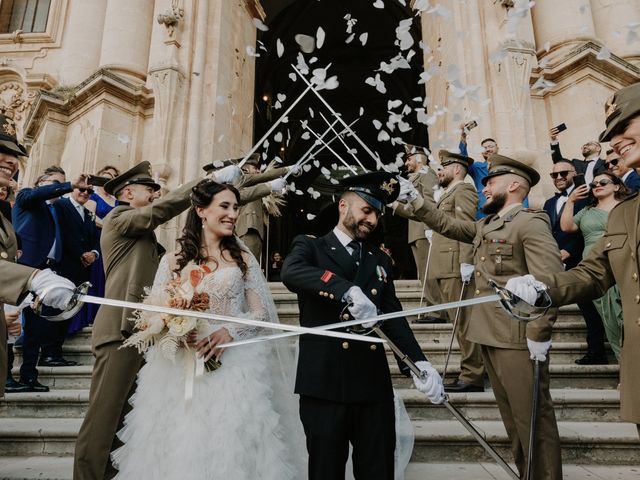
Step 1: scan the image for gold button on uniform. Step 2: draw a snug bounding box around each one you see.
[370,345,377,351]
[635,295,640,304]
[329,294,334,299]
[342,342,349,350]
[633,273,638,281]
[474,289,480,295]
[480,256,485,261]
[606,242,611,248]
[0,252,7,259]
[371,288,378,296]
[496,248,501,253]
[476,271,481,277]
[342,314,350,321]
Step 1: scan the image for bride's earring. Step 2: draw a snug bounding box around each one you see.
[201,217,206,229]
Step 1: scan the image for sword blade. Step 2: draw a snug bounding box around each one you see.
[75,294,385,344]
[374,327,520,480]
[220,294,501,348]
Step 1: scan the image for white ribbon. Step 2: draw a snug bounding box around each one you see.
[183,347,205,402]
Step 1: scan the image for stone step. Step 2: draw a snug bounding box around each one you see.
[13,340,604,367]
[0,388,621,422]
[398,388,622,422]
[1,417,637,464]
[389,364,620,390]
[11,363,620,391]
[2,457,640,480]
[411,420,640,465]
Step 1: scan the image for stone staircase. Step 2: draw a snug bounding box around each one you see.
[1,281,639,479]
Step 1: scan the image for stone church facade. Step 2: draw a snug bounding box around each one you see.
[0,0,638,244]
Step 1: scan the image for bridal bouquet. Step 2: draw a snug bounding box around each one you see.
[122,264,221,372]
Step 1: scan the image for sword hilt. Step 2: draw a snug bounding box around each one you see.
[33,282,91,322]
[488,279,552,322]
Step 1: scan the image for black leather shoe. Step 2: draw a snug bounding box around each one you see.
[16,379,49,392]
[574,354,608,365]
[38,357,78,367]
[445,380,484,393]
[413,316,447,324]
[4,378,28,393]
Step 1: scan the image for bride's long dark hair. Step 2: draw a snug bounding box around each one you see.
[175,179,248,276]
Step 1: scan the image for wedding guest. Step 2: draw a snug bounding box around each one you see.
[269,251,283,281]
[83,165,120,326]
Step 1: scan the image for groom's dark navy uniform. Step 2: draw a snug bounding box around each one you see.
[282,172,428,480]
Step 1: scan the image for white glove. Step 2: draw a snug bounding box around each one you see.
[504,274,547,305]
[527,338,551,362]
[424,229,433,242]
[270,177,287,192]
[397,177,419,203]
[460,263,475,283]
[412,360,445,404]
[212,165,242,184]
[30,269,75,311]
[288,164,302,176]
[345,286,378,328]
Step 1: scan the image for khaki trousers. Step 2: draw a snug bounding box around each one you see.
[240,230,263,265]
[74,342,143,480]
[482,346,562,480]
[436,277,484,386]
[411,239,446,320]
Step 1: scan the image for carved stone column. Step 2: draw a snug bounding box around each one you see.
[531,0,597,51]
[99,0,155,81]
[590,0,640,64]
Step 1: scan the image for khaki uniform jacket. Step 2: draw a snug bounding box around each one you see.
[91,180,199,349]
[537,193,640,423]
[0,213,37,395]
[235,167,287,239]
[410,198,564,349]
[395,169,438,243]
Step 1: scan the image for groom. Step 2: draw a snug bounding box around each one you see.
[281,171,444,480]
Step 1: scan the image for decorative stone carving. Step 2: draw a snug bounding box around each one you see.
[0,82,36,137]
[157,1,184,38]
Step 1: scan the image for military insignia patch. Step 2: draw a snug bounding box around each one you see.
[2,119,16,136]
[605,96,617,118]
[380,178,398,195]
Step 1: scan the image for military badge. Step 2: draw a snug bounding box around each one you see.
[605,96,617,118]
[380,178,398,195]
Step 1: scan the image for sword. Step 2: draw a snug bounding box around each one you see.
[220,279,552,349]
[526,358,541,480]
[220,293,502,348]
[317,111,368,172]
[33,283,385,345]
[442,279,469,385]
[237,63,332,169]
[373,327,519,480]
[302,122,358,174]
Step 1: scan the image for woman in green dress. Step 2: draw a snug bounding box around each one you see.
[560,171,629,360]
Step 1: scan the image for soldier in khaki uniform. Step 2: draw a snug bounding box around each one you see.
[398,152,563,479]
[399,151,484,392]
[0,115,76,396]
[235,154,288,261]
[73,161,245,480]
[395,144,444,321]
[508,82,640,438]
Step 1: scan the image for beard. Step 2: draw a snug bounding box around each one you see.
[482,191,507,215]
[343,208,375,240]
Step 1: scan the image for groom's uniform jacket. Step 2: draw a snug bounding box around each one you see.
[281,231,427,403]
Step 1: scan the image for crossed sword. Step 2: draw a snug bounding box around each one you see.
[36,281,547,480]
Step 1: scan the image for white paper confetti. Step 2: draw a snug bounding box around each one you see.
[295,34,315,54]
[316,27,326,49]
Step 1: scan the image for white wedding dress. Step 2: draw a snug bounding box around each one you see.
[111,253,307,479]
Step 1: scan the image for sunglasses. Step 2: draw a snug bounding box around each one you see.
[589,179,614,188]
[78,188,95,194]
[605,158,620,168]
[549,170,574,179]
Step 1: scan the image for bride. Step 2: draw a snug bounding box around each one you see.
[111,179,306,479]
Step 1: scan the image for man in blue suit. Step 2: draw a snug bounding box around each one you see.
[605,149,640,193]
[11,167,89,392]
[543,160,607,365]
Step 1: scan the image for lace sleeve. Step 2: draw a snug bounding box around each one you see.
[149,254,173,296]
[225,254,271,340]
